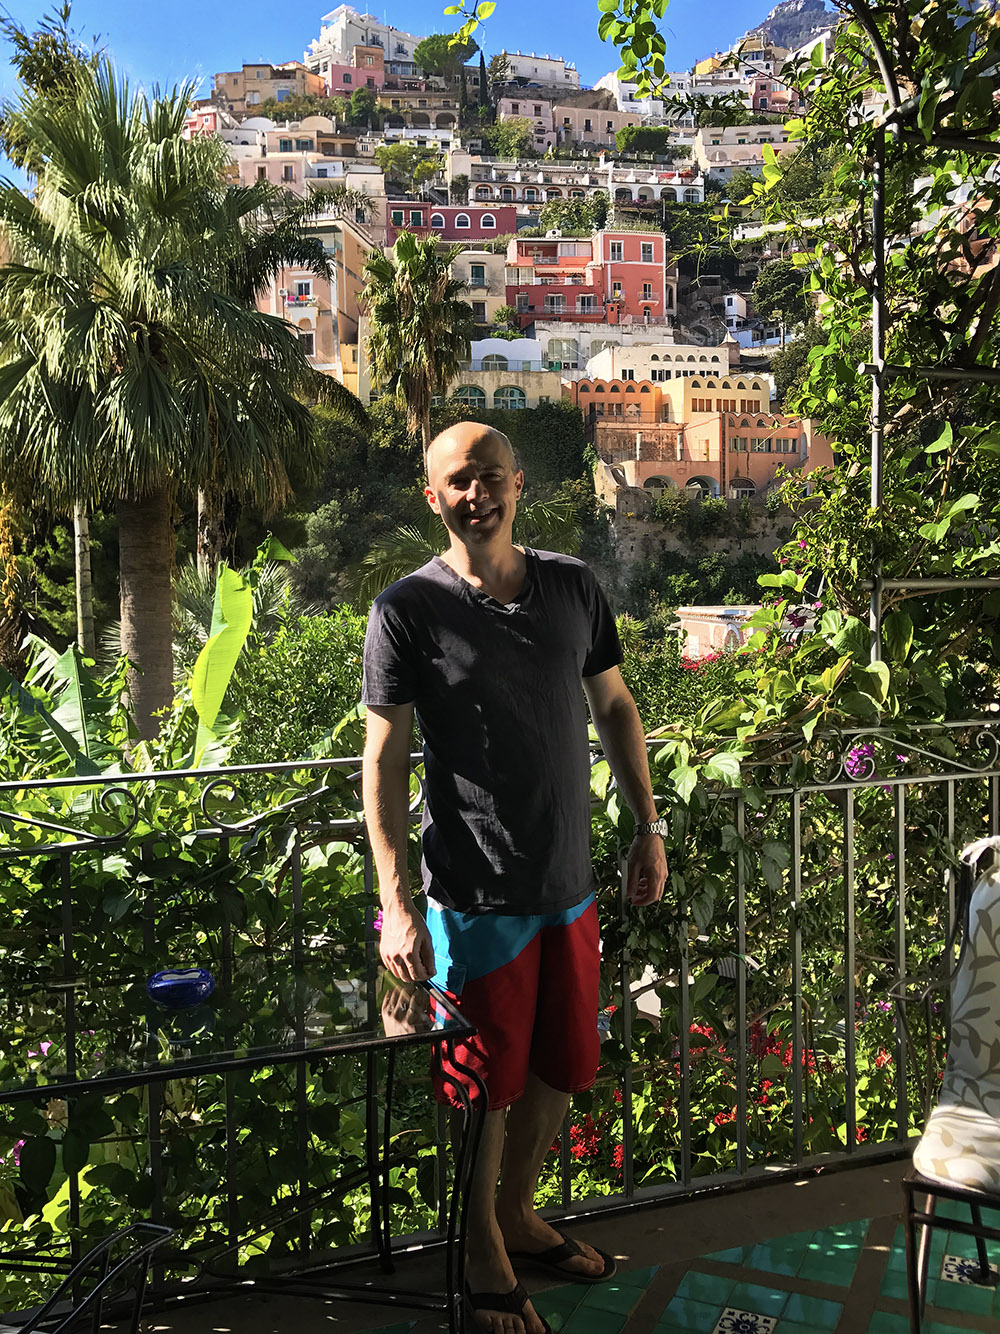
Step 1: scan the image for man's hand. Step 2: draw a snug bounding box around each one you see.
[625,833,668,906]
[381,980,432,1036]
[380,897,435,981]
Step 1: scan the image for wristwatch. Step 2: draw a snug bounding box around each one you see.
[635,818,669,837]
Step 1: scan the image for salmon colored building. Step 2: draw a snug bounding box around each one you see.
[572,371,834,501]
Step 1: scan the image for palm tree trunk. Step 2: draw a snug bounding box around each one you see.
[73,502,95,657]
[421,404,432,465]
[118,485,175,739]
[197,486,229,579]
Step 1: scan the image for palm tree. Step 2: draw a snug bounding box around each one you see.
[361,231,476,459]
[0,61,339,737]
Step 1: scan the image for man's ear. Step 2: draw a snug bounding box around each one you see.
[424,484,440,512]
[514,470,524,497]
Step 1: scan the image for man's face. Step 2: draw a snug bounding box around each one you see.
[425,432,523,547]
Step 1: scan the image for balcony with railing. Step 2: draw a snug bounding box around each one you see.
[1,728,998,1332]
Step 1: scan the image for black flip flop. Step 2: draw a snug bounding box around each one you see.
[507,1230,617,1284]
[465,1279,553,1333]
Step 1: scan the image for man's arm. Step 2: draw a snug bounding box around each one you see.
[583,665,668,907]
[362,703,435,981]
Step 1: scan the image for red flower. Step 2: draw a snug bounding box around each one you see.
[714,1107,737,1126]
[875,1048,891,1069]
[856,1125,868,1143]
[612,1145,624,1171]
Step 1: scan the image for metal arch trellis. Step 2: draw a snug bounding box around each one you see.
[860,97,1000,661]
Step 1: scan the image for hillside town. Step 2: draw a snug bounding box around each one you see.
[184,1,837,561]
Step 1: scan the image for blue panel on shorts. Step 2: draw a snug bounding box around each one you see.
[427,893,595,993]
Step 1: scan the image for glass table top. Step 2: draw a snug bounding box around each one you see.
[0,951,469,1100]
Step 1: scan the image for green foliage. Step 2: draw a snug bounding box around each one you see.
[484,115,537,159]
[449,172,469,203]
[255,92,334,121]
[21,511,118,649]
[348,85,377,127]
[614,124,690,157]
[373,142,442,187]
[619,628,744,727]
[230,608,367,764]
[622,546,775,621]
[751,258,812,330]
[413,33,478,76]
[538,191,609,234]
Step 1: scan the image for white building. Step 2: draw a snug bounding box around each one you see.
[531,324,739,379]
[593,72,666,121]
[585,341,737,383]
[501,50,579,87]
[304,6,425,78]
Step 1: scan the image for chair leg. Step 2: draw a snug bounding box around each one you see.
[918,1192,937,1313]
[904,1182,923,1334]
[969,1204,994,1284]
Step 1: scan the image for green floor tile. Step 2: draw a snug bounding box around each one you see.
[703,1246,747,1264]
[782,1291,843,1327]
[534,1287,585,1316]
[726,1281,788,1317]
[747,1242,801,1277]
[561,1305,625,1334]
[798,1255,858,1287]
[613,1263,658,1290]
[929,1274,997,1314]
[579,1281,643,1315]
[675,1269,735,1305]
[881,1267,912,1299]
[660,1294,726,1331]
[867,1314,910,1334]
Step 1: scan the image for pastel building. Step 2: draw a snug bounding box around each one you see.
[211,63,325,116]
[504,229,672,329]
[531,322,721,374]
[324,44,386,92]
[385,203,517,245]
[257,213,376,389]
[357,333,564,408]
[674,606,758,658]
[450,250,509,327]
[500,51,579,87]
[305,7,424,79]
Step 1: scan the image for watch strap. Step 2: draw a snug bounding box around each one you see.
[635,818,669,837]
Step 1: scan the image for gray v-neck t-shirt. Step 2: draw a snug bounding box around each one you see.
[362,548,623,915]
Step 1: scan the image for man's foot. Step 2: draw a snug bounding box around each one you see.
[499,1212,612,1282]
[465,1279,551,1334]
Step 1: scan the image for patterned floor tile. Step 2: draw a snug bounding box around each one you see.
[659,1294,727,1332]
[712,1310,777,1334]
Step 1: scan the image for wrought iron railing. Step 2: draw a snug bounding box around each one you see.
[0,723,996,1296]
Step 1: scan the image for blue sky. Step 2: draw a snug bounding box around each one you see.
[0,0,778,101]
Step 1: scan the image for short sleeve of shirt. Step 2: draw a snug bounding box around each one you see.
[582,568,624,678]
[362,595,418,706]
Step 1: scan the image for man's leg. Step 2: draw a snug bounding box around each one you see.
[463,1106,549,1334]
[494,1074,606,1279]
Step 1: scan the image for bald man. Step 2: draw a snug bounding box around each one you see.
[362,422,667,1334]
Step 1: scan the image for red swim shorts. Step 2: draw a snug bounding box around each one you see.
[427,894,600,1110]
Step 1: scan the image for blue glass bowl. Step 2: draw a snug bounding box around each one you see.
[147,968,215,1009]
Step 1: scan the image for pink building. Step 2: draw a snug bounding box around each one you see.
[596,229,668,324]
[504,228,668,328]
[385,203,518,245]
[751,76,804,114]
[325,44,386,94]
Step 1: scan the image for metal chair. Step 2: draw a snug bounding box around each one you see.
[0,1223,173,1334]
[904,836,1000,1332]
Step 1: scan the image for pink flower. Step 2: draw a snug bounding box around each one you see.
[798,539,807,548]
[372,910,383,934]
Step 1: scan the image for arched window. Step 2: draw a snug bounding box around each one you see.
[482,353,508,370]
[737,380,747,389]
[455,385,486,406]
[579,383,590,392]
[430,212,445,228]
[455,213,471,229]
[481,213,496,228]
[610,384,621,393]
[757,418,768,428]
[683,188,700,203]
[595,384,605,393]
[691,379,702,388]
[475,185,491,199]
[640,384,651,393]
[699,355,708,363]
[625,384,636,393]
[687,355,696,362]
[711,355,720,362]
[494,386,526,409]
[650,354,659,361]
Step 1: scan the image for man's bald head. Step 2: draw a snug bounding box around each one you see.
[425,422,516,482]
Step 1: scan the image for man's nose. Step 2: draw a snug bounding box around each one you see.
[465,478,486,501]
